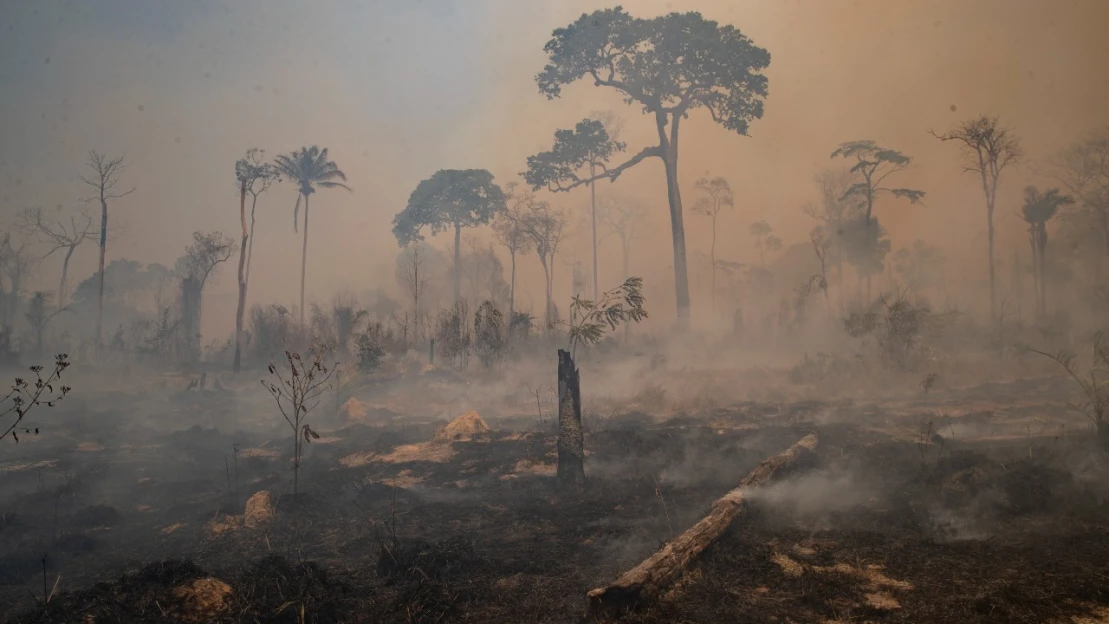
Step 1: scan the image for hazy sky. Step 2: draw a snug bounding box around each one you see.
[2,0,1107,333]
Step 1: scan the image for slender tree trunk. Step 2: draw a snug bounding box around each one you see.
[590,163,599,302]
[1039,228,1049,314]
[1028,231,1039,316]
[300,195,310,325]
[710,215,717,314]
[58,245,75,308]
[453,223,462,304]
[656,111,690,330]
[987,204,997,321]
[245,194,259,291]
[234,181,249,372]
[508,250,516,318]
[556,349,584,489]
[95,195,108,350]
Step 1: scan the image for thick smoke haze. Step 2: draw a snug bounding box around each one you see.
[2,0,1107,336]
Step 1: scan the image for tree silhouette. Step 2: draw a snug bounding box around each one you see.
[525,118,625,301]
[17,206,98,308]
[233,148,278,371]
[519,201,568,327]
[492,183,535,318]
[536,6,770,329]
[830,140,924,302]
[748,220,781,265]
[80,151,134,350]
[393,169,505,303]
[176,231,235,358]
[692,176,734,311]
[931,115,1022,322]
[1052,129,1109,262]
[1021,186,1074,315]
[273,146,351,324]
[597,194,649,283]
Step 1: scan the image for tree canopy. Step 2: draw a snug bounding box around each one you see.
[392,169,506,246]
[272,146,350,231]
[524,119,625,192]
[830,140,925,219]
[537,7,769,136]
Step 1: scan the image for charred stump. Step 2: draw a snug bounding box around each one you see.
[557,349,584,489]
[587,433,819,617]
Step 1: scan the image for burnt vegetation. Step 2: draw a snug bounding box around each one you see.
[1,3,1109,624]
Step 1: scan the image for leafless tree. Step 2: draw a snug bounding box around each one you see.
[25,291,69,355]
[803,168,857,310]
[395,241,429,341]
[176,231,235,357]
[16,206,98,308]
[931,115,1023,322]
[493,183,536,317]
[80,151,135,349]
[520,201,568,328]
[692,177,735,312]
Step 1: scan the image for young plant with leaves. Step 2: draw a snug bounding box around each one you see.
[1030,333,1109,449]
[1,354,71,444]
[565,277,648,357]
[261,348,337,496]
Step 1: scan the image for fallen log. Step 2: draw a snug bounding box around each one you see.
[586,433,819,617]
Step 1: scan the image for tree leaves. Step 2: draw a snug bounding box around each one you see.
[566,277,648,355]
[392,170,506,246]
[524,119,626,192]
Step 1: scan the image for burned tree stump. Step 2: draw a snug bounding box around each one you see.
[587,433,819,617]
[557,349,584,489]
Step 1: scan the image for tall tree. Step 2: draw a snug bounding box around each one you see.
[80,151,134,350]
[524,118,625,302]
[519,200,568,327]
[536,7,770,329]
[492,183,535,318]
[176,231,235,358]
[1052,129,1109,263]
[830,140,924,302]
[1021,186,1074,315]
[16,206,97,307]
[692,176,734,312]
[931,116,1022,322]
[392,169,506,303]
[25,291,68,356]
[233,149,278,371]
[272,146,351,324]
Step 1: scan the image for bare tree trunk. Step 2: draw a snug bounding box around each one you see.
[245,194,260,293]
[95,196,108,350]
[508,250,516,318]
[299,195,310,325]
[587,434,819,617]
[656,111,691,331]
[710,214,717,314]
[988,204,997,322]
[590,164,599,302]
[453,223,462,304]
[234,181,249,372]
[556,349,584,489]
[59,245,75,308]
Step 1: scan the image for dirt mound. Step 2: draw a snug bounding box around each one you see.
[244,490,274,528]
[340,397,368,422]
[434,411,491,442]
[170,577,232,622]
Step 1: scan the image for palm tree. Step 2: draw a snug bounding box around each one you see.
[1021,186,1074,315]
[273,146,351,324]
